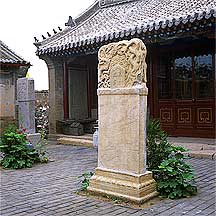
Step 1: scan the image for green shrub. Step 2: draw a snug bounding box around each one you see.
[1,124,17,135]
[154,151,197,199]
[0,126,48,169]
[146,119,172,170]
[146,119,197,199]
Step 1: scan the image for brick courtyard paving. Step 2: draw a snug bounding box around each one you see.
[0,144,215,216]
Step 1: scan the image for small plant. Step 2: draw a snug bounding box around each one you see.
[0,125,48,169]
[154,150,197,199]
[146,119,197,199]
[78,171,94,191]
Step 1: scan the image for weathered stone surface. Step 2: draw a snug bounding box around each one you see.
[17,78,36,134]
[57,137,93,148]
[97,87,148,174]
[18,100,35,134]
[17,78,35,101]
[88,168,158,203]
[17,78,41,145]
[98,38,147,88]
[88,39,157,203]
[188,150,216,160]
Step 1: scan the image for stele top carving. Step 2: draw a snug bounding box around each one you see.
[98,38,147,88]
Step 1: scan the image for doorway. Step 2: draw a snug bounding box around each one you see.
[157,42,215,138]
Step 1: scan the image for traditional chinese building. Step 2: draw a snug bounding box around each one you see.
[35,0,216,138]
[0,40,30,133]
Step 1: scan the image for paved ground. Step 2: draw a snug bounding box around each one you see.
[168,137,216,160]
[54,134,216,160]
[0,143,215,216]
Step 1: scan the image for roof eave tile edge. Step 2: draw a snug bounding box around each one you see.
[36,27,71,47]
[0,40,31,65]
[35,1,100,52]
[37,8,216,56]
[0,61,31,66]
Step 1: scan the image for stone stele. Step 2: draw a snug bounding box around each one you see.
[17,77,41,146]
[88,38,158,203]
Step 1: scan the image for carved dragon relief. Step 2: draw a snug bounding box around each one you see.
[98,38,147,88]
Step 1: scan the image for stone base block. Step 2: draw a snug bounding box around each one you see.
[88,168,158,203]
[27,133,41,146]
[57,137,93,148]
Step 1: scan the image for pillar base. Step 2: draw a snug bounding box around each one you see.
[27,133,41,146]
[88,168,158,203]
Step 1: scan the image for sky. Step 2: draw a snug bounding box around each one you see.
[0,0,95,90]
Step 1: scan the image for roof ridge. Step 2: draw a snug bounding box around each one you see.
[99,0,138,8]
[75,1,100,25]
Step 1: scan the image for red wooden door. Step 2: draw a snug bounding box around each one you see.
[157,45,215,138]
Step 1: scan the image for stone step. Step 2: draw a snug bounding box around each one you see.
[49,133,93,141]
[57,137,93,148]
[58,134,93,141]
[186,150,216,160]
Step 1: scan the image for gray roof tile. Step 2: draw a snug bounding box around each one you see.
[36,0,216,55]
[0,40,30,65]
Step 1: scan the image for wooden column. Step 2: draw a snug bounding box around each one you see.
[152,47,159,118]
[63,61,69,119]
[87,66,91,118]
[147,49,153,118]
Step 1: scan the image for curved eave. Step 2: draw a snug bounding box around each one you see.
[36,9,216,56]
[0,60,31,66]
[34,1,99,50]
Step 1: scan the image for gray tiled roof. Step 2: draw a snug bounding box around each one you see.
[0,40,30,65]
[36,0,216,55]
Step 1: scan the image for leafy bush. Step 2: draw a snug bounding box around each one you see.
[78,172,94,191]
[0,126,48,169]
[2,124,17,134]
[155,152,197,199]
[146,119,197,199]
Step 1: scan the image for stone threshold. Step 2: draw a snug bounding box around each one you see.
[169,137,216,160]
[48,133,93,148]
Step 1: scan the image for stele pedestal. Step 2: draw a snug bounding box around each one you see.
[88,38,158,203]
